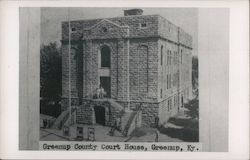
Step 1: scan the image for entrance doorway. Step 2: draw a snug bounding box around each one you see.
[100,76,111,98]
[94,106,106,125]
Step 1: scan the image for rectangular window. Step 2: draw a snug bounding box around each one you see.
[181,50,183,64]
[169,74,171,88]
[168,99,170,111]
[176,52,178,64]
[177,52,179,64]
[173,73,176,86]
[169,51,172,65]
[161,47,163,66]
[167,74,169,89]
[167,50,169,65]
[101,46,111,68]
[176,73,178,86]
[173,52,176,64]
[170,98,172,110]
[174,96,176,107]
[160,89,163,98]
[171,99,172,110]
[176,95,178,107]
[172,74,175,87]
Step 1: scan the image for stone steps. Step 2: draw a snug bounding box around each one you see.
[51,108,77,130]
[51,110,69,129]
[122,111,137,136]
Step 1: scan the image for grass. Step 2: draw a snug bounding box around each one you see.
[159,117,199,142]
[130,127,155,137]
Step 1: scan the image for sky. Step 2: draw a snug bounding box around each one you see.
[41,8,198,55]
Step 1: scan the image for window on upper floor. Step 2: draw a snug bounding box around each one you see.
[167,99,170,111]
[167,74,172,89]
[170,98,172,110]
[173,52,175,64]
[175,52,178,65]
[181,49,183,64]
[177,52,179,64]
[169,74,171,88]
[161,45,163,66]
[167,74,169,89]
[167,50,171,65]
[101,46,111,68]
[160,88,163,99]
[169,51,172,65]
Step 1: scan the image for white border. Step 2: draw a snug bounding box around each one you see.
[0,0,249,159]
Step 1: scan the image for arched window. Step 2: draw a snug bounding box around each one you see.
[101,46,111,68]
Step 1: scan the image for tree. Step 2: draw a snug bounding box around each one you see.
[40,42,62,117]
[192,56,198,91]
[184,98,199,120]
[184,56,199,119]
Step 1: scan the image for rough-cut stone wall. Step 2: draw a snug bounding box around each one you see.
[156,37,192,124]
[76,100,95,124]
[118,101,159,126]
[158,16,192,48]
[139,102,159,127]
[158,16,179,43]
[76,99,123,126]
[82,39,118,99]
[61,13,193,126]
[61,43,83,110]
[116,39,129,102]
[178,28,192,49]
[158,39,179,100]
[83,20,129,40]
[129,38,159,102]
[62,15,160,42]
[91,40,118,99]
[61,98,79,111]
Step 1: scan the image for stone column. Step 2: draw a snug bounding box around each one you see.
[125,38,130,110]
[117,38,130,110]
[85,40,93,98]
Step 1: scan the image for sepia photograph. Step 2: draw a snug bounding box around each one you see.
[39,7,199,143]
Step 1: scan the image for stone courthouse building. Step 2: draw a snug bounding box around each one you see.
[60,9,192,133]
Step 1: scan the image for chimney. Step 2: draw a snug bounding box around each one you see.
[124,9,143,16]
